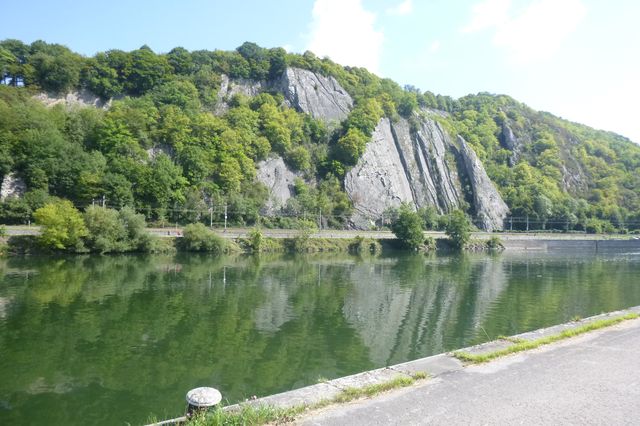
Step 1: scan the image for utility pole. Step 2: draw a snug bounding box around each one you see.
[318,209,322,230]
[526,215,529,232]
[224,204,228,232]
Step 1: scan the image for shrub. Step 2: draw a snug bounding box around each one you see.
[445,210,471,250]
[83,206,127,253]
[178,223,227,253]
[248,227,263,252]
[391,204,424,250]
[486,236,504,250]
[585,218,604,234]
[34,200,88,251]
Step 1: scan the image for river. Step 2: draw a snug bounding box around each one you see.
[1,250,639,425]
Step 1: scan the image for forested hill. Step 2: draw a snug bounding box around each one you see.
[1,39,638,232]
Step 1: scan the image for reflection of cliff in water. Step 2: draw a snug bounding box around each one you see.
[343,255,508,365]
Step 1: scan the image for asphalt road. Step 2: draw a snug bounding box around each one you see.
[299,318,640,425]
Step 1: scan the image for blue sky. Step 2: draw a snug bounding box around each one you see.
[1,0,639,143]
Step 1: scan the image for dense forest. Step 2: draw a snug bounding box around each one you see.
[1,38,639,232]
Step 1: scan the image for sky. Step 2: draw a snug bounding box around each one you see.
[1,0,639,143]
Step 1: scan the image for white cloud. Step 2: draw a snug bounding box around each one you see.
[386,0,413,16]
[464,0,587,64]
[429,40,441,53]
[306,0,384,73]
[462,0,510,33]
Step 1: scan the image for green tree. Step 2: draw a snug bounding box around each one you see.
[391,204,425,249]
[83,205,127,253]
[446,210,471,249]
[34,199,87,250]
[336,127,368,165]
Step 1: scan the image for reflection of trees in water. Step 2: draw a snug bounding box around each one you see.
[0,254,371,425]
[1,253,640,425]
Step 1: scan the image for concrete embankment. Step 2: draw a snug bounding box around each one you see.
[501,238,640,252]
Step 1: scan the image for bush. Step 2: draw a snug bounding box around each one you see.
[83,206,127,253]
[248,227,263,252]
[423,236,437,251]
[0,225,6,238]
[391,204,425,250]
[178,223,227,253]
[34,200,88,251]
[445,210,471,250]
[585,218,604,234]
[83,206,153,253]
[486,236,504,250]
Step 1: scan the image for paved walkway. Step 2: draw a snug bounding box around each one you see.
[299,318,640,425]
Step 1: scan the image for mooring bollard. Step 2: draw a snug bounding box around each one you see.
[185,387,222,418]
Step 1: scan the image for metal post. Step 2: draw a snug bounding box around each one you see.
[510,216,513,231]
[318,209,322,230]
[102,195,106,208]
[526,215,529,232]
[224,204,228,232]
[186,387,222,418]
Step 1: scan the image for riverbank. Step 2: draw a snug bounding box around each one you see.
[150,306,640,425]
[3,225,639,257]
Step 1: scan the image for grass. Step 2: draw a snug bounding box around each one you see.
[454,313,639,363]
[186,372,427,426]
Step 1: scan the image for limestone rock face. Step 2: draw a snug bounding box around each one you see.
[1,173,26,200]
[458,136,510,231]
[345,117,462,228]
[215,74,266,114]
[34,89,111,109]
[256,157,299,214]
[344,118,414,228]
[345,115,509,231]
[500,123,521,166]
[272,68,353,123]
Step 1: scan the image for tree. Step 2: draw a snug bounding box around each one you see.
[391,203,425,249]
[34,199,87,250]
[83,205,127,253]
[336,127,368,165]
[446,210,471,249]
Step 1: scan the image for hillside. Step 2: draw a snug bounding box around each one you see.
[1,39,638,232]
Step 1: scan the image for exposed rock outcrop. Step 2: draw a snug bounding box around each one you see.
[34,89,111,109]
[345,118,415,228]
[272,68,353,123]
[215,74,266,115]
[1,173,26,200]
[457,136,509,231]
[215,67,352,123]
[256,157,299,214]
[345,117,462,228]
[345,115,509,231]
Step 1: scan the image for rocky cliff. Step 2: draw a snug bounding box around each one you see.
[271,68,353,123]
[345,114,508,230]
[457,136,510,231]
[216,67,353,123]
[256,156,300,214]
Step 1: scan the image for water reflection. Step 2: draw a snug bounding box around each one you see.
[0,251,639,425]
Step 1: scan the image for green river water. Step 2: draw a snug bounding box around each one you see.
[1,250,639,425]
